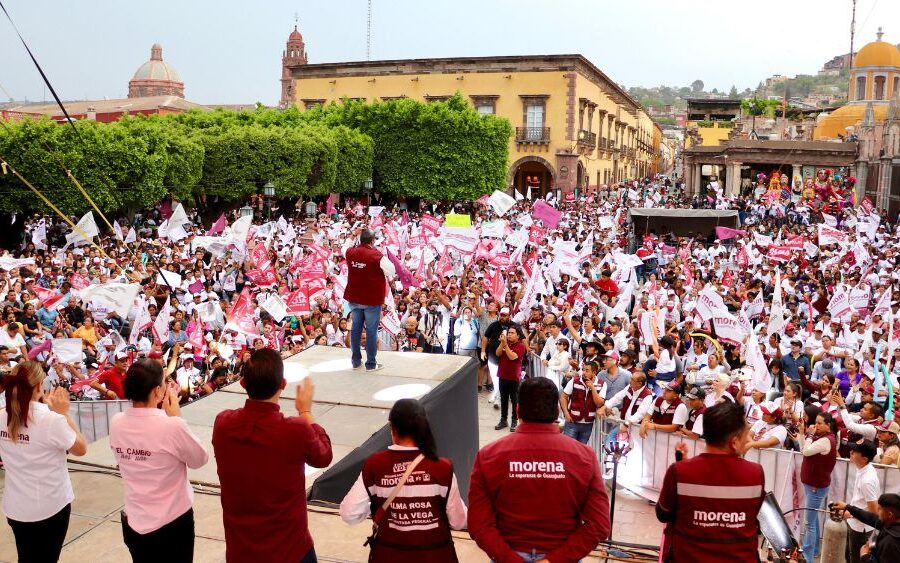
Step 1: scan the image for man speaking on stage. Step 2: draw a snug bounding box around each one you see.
[344,229,395,372]
[655,401,766,562]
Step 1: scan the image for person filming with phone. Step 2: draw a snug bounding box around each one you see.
[108,359,209,563]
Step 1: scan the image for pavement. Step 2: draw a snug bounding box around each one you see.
[0,386,664,563]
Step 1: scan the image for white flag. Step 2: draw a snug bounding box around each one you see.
[156,269,182,289]
[113,221,124,242]
[821,213,837,227]
[153,300,172,344]
[79,282,140,318]
[124,227,137,244]
[51,338,84,364]
[488,190,516,216]
[65,212,100,246]
[229,215,253,251]
[368,206,385,218]
[168,203,191,229]
[515,190,524,201]
[768,269,785,336]
[32,221,47,250]
[0,256,36,271]
[130,300,151,345]
[261,293,287,323]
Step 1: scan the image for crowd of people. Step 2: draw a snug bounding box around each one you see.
[0,167,900,560]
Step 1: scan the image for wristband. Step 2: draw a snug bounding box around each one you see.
[299,410,312,415]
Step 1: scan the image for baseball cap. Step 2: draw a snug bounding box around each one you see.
[181,353,194,361]
[664,380,680,392]
[114,351,128,360]
[878,420,900,434]
[820,360,835,375]
[602,350,620,361]
[499,307,510,315]
[684,387,706,401]
[785,323,795,330]
[759,403,783,419]
[849,440,878,461]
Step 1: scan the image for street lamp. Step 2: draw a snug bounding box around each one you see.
[263,181,275,220]
[239,205,253,218]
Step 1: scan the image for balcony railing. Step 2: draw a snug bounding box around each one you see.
[516,127,551,143]
[577,130,597,147]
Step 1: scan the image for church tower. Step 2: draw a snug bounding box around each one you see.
[280,24,308,108]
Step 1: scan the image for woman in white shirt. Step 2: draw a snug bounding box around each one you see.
[0,361,87,563]
[545,339,571,390]
[109,359,209,562]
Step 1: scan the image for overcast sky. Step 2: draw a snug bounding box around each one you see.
[1,0,897,105]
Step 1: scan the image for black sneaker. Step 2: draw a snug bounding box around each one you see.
[494,421,508,430]
[366,364,384,373]
[352,363,363,370]
[509,421,518,432]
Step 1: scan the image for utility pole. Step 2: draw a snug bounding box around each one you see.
[849,0,857,71]
[366,0,372,61]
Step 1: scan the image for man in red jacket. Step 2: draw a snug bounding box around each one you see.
[656,400,765,562]
[468,377,611,562]
[213,349,333,563]
[344,229,395,371]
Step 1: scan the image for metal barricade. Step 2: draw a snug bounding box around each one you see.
[70,400,132,443]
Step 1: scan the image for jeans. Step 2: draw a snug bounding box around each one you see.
[7,503,70,563]
[349,302,382,369]
[801,484,828,558]
[122,508,194,563]
[563,421,594,444]
[499,378,520,423]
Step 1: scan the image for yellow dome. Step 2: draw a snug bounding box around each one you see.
[853,40,900,68]
[813,104,889,139]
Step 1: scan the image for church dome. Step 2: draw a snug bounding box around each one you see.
[853,39,900,68]
[289,26,303,42]
[813,104,889,140]
[128,43,184,99]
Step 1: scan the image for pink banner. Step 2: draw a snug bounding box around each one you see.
[532,200,562,229]
[714,226,746,240]
[208,213,226,235]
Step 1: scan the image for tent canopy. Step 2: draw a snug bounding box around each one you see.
[627,208,740,238]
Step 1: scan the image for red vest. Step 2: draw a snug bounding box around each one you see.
[344,245,387,306]
[800,433,837,489]
[651,396,682,425]
[361,449,457,563]
[568,377,603,423]
[685,406,705,431]
[846,418,880,445]
[662,453,765,563]
[621,386,652,419]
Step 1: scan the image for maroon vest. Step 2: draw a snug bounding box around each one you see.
[568,377,601,423]
[652,396,682,425]
[846,418,880,445]
[800,433,837,489]
[344,245,387,306]
[685,406,705,431]
[621,385,652,419]
[361,449,457,563]
[664,454,765,563]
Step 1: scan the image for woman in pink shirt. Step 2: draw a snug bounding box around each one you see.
[109,359,209,563]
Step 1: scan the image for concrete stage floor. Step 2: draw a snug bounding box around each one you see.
[0,346,663,562]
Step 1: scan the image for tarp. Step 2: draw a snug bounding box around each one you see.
[308,359,479,504]
[627,208,740,237]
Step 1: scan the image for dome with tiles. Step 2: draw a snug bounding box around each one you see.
[128,44,184,99]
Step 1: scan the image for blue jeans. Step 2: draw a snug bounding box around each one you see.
[349,303,381,369]
[801,483,829,558]
[563,421,594,444]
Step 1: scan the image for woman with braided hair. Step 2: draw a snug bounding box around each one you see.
[0,360,87,562]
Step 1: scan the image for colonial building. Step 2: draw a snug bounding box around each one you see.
[279,28,662,197]
[685,98,741,147]
[128,44,184,98]
[279,26,308,108]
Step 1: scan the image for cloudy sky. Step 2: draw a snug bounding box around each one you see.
[1,0,897,105]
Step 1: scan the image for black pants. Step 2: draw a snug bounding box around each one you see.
[499,378,519,423]
[122,508,194,563]
[7,503,71,563]
[422,342,444,354]
[846,525,871,563]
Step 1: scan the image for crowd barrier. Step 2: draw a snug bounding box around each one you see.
[590,417,900,538]
[71,400,132,442]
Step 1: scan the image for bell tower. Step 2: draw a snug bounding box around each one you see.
[280,20,308,108]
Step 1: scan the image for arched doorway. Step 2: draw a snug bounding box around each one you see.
[509,156,555,199]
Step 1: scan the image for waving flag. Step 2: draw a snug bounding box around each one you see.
[208,213,227,235]
[386,249,415,289]
[65,212,99,246]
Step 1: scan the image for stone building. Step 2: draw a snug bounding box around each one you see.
[279,26,308,108]
[127,44,184,98]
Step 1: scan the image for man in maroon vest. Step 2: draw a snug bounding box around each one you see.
[560,360,607,444]
[656,400,765,562]
[344,229,395,371]
[640,380,688,439]
[679,387,706,440]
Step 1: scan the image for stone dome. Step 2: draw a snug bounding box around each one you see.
[853,39,900,68]
[128,43,184,99]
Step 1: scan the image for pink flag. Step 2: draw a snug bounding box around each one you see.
[532,200,562,229]
[714,226,746,241]
[227,289,259,336]
[284,289,311,316]
[400,211,410,226]
[387,249,415,289]
[208,213,226,235]
[33,286,67,311]
[326,193,336,215]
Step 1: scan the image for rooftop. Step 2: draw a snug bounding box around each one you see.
[4,96,207,117]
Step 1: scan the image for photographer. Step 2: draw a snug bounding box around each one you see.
[831,494,900,562]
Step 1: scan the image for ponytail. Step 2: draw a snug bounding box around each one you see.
[388,399,439,461]
[1,361,45,442]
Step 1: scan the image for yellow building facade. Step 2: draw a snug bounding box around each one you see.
[286,55,661,197]
[815,31,900,140]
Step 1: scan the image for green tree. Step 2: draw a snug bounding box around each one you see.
[729,85,738,98]
[691,79,705,94]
